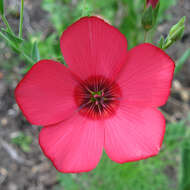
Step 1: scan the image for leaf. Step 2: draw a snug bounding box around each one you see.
[0,30,20,53]
[31,41,40,62]
[158,35,165,48]
[1,28,23,45]
[0,0,4,15]
[56,56,67,66]
[153,2,160,22]
[175,48,190,74]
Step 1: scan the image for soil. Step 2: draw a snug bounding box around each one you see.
[0,0,190,190]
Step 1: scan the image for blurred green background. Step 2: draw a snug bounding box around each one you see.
[0,0,190,190]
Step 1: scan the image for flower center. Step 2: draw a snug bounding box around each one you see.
[74,75,121,120]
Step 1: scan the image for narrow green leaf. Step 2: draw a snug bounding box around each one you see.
[158,35,165,48]
[31,41,40,62]
[0,0,4,15]
[0,30,20,53]
[0,31,35,65]
[153,2,160,21]
[56,56,67,66]
[19,0,24,38]
[1,15,14,34]
[175,48,190,74]
[1,28,23,45]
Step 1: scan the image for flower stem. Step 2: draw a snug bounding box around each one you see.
[19,0,24,38]
[1,15,14,34]
[82,0,87,16]
[0,30,34,65]
[83,0,86,6]
[144,30,148,42]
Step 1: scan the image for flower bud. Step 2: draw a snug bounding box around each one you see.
[142,6,154,31]
[146,0,159,9]
[168,16,185,41]
[142,0,160,31]
[158,16,186,50]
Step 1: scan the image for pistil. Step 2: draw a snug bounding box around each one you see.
[74,75,121,120]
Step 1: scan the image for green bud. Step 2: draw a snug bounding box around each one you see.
[159,16,186,50]
[161,16,186,49]
[142,6,154,31]
[170,25,184,42]
[168,16,186,41]
[169,16,186,35]
[142,2,160,31]
[153,2,160,21]
[0,0,4,15]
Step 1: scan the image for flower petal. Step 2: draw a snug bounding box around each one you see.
[104,104,165,163]
[117,43,175,107]
[60,16,127,80]
[15,60,78,126]
[39,114,104,173]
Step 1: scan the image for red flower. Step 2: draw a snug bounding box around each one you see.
[146,0,159,8]
[15,16,174,173]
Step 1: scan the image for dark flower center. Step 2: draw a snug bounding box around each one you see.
[74,75,121,120]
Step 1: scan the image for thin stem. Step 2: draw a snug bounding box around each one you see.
[0,31,34,65]
[82,0,86,16]
[19,0,24,38]
[1,15,14,34]
[22,52,35,65]
[144,30,148,42]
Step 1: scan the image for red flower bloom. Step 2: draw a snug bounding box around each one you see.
[146,0,159,8]
[15,16,174,173]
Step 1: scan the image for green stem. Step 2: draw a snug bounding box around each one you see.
[0,31,34,65]
[174,48,190,75]
[162,41,173,50]
[19,0,24,38]
[1,15,14,34]
[144,30,148,42]
[82,0,86,16]
[22,53,35,65]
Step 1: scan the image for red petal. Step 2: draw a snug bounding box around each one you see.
[117,43,175,107]
[104,104,165,163]
[39,114,104,173]
[15,60,78,125]
[60,16,127,80]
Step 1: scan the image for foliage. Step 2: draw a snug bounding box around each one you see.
[11,132,32,152]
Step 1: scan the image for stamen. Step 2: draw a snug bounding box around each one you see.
[74,75,121,120]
